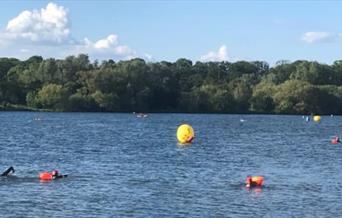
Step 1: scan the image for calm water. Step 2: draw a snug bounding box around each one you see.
[0,112,341,217]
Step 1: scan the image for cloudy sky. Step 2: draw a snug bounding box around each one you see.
[0,1,341,64]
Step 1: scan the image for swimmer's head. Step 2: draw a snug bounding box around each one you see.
[52,170,59,176]
[245,176,252,187]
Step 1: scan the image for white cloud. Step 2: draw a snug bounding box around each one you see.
[115,45,133,55]
[75,35,136,60]
[200,45,230,62]
[302,31,338,43]
[20,49,29,53]
[0,2,139,60]
[143,53,153,61]
[5,2,69,44]
[94,34,118,49]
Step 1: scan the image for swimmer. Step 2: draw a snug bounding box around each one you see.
[1,166,15,176]
[246,176,257,188]
[51,170,68,179]
[331,136,340,144]
[39,170,68,181]
[245,175,264,188]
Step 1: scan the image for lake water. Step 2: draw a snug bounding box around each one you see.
[0,112,341,217]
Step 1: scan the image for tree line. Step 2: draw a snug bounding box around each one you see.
[0,54,341,114]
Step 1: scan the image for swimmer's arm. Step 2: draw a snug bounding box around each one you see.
[55,175,68,179]
[1,166,15,176]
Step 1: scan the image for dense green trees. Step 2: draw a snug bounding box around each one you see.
[0,54,341,114]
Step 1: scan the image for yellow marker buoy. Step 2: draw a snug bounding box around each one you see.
[313,115,321,122]
[177,124,195,144]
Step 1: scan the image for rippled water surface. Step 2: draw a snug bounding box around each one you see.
[0,112,342,217]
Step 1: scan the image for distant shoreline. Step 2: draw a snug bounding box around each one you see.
[0,105,333,116]
[1,55,341,115]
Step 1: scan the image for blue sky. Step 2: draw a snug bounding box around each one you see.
[0,1,341,64]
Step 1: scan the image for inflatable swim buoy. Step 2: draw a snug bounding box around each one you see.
[177,124,195,144]
[331,136,340,144]
[246,176,264,188]
[39,172,53,181]
[313,115,321,122]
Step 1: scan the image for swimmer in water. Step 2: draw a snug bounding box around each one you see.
[245,175,264,188]
[1,166,15,176]
[246,176,257,188]
[51,170,68,179]
[39,170,68,181]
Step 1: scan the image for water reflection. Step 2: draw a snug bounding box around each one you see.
[177,142,192,148]
[246,186,263,197]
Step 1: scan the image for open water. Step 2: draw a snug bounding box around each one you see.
[0,112,341,217]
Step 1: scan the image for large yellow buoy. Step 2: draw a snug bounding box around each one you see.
[177,124,195,144]
[313,115,321,122]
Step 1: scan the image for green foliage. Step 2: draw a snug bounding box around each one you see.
[34,84,68,111]
[250,82,276,113]
[0,58,20,79]
[273,80,309,114]
[0,55,342,114]
[290,61,335,85]
[67,93,97,112]
[92,90,119,111]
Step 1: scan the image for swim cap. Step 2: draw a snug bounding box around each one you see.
[52,170,59,176]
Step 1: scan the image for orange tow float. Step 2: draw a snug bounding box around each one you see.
[39,170,65,181]
[331,136,340,144]
[39,172,53,181]
[245,175,264,188]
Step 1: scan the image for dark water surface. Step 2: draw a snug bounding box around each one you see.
[0,112,341,217]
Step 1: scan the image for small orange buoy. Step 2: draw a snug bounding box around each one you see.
[331,136,340,144]
[246,176,264,188]
[39,172,53,181]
